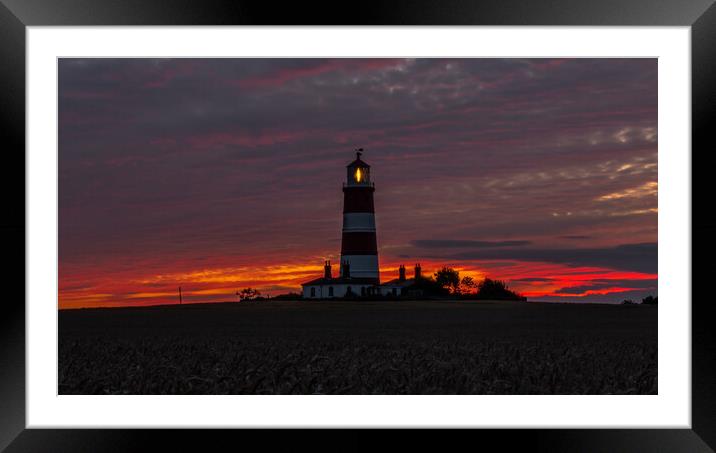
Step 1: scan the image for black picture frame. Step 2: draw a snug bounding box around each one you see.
[1,0,712,450]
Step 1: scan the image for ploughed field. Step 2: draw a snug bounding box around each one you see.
[59,300,657,395]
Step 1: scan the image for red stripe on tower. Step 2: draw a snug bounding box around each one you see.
[341,232,378,255]
[342,187,375,213]
[340,149,380,283]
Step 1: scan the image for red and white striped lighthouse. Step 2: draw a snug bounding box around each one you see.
[340,149,380,283]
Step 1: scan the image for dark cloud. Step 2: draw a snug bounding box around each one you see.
[561,235,592,240]
[446,243,657,274]
[411,239,531,248]
[554,278,658,295]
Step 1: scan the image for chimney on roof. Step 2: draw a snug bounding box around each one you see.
[399,265,406,281]
[342,261,351,278]
[414,263,422,280]
[324,260,332,279]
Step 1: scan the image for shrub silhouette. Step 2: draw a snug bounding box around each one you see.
[272,292,302,300]
[621,299,637,305]
[238,287,261,301]
[475,278,525,301]
[641,295,657,305]
[411,273,450,296]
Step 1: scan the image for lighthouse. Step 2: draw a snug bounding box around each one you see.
[301,149,382,298]
[301,149,428,299]
[340,150,380,283]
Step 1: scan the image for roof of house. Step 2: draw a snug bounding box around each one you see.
[301,276,379,286]
[381,278,416,287]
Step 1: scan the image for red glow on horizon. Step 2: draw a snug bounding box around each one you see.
[58,256,656,309]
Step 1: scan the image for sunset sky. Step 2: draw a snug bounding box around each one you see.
[59,58,657,309]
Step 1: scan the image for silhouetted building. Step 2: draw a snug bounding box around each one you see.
[302,150,381,298]
[301,151,427,299]
[380,263,424,297]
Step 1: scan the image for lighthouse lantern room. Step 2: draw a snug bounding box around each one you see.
[346,150,371,186]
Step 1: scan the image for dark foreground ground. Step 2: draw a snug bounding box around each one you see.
[59,300,657,395]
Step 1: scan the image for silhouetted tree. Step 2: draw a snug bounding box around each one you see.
[410,274,450,297]
[475,278,524,301]
[621,299,636,305]
[459,276,477,295]
[238,287,261,301]
[435,267,461,294]
[641,295,658,305]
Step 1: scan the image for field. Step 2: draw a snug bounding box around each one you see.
[58,300,657,395]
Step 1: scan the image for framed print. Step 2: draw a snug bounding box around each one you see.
[2,0,714,450]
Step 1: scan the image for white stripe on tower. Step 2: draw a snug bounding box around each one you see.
[340,255,380,278]
[342,213,376,232]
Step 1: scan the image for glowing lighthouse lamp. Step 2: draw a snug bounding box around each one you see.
[346,149,371,186]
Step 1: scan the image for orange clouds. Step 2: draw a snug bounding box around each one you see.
[58,257,656,309]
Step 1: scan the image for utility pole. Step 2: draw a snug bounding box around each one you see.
[179,286,182,305]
